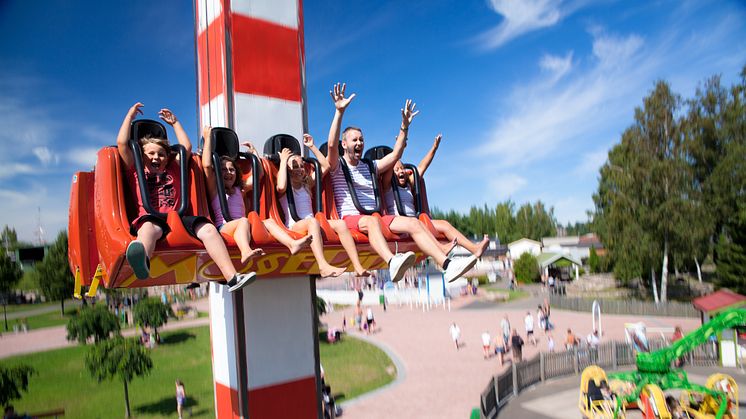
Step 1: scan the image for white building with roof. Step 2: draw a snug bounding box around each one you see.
[507,238,542,259]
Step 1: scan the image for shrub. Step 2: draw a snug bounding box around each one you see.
[514,253,539,283]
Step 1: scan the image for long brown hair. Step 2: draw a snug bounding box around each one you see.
[220,156,243,194]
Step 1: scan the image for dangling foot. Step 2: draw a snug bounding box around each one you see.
[289,235,313,255]
[240,248,265,264]
[320,265,346,278]
[474,235,490,258]
[355,268,372,277]
[441,238,458,255]
[227,272,257,292]
[126,240,150,280]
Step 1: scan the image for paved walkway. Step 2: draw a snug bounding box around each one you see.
[0,305,209,359]
[3,299,82,321]
[322,293,700,419]
[1,293,705,418]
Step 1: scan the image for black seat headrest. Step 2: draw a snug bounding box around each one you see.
[318,142,344,158]
[210,127,239,160]
[263,134,301,163]
[130,119,167,142]
[364,146,393,161]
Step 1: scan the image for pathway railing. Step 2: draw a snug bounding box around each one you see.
[549,294,699,318]
[479,338,719,418]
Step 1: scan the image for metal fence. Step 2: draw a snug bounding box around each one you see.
[479,339,719,418]
[550,294,699,318]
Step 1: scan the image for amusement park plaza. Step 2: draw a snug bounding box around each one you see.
[2,0,745,418]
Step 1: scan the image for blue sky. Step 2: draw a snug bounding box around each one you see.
[1,0,744,242]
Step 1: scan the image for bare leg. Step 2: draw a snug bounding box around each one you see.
[432,219,489,257]
[420,221,456,254]
[358,216,394,262]
[136,221,164,258]
[195,222,237,281]
[389,217,447,267]
[292,218,345,277]
[221,218,264,264]
[262,219,312,254]
[329,220,370,276]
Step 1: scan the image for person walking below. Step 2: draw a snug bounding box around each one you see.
[525,311,536,346]
[481,331,491,359]
[449,322,461,350]
[511,329,524,363]
[175,380,187,419]
[500,315,511,350]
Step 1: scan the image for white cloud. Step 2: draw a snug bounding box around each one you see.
[592,33,644,67]
[478,0,561,49]
[0,183,70,244]
[540,51,573,82]
[477,30,647,168]
[574,149,609,175]
[65,147,101,169]
[553,196,593,224]
[32,146,59,166]
[0,163,35,179]
[477,0,595,49]
[487,174,527,200]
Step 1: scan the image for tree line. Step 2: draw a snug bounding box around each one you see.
[429,66,744,304]
[593,66,746,302]
[431,200,567,244]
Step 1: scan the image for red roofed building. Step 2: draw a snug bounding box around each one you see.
[692,289,746,368]
[693,289,746,316]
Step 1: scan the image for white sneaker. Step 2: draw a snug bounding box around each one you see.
[389,251,416,282]
[444,255,478,283]
[228,272,257,292]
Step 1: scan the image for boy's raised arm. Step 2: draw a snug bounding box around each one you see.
[159,109,192,161]
[378,99,418,173]
[117,102,143,169]
[304,134,329,178]
[327,82,355,172]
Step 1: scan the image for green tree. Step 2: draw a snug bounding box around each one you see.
[514,252,539,284]
[1,226,18,251]
[67,304,121,344]
[85,337,153,418]
[494,201,517,243]
[0,364,35,408]
[0,252,23,331]
[34,231,74,315]
[132,297,173,338]
[594,81,703,302]
[716,201,746,293]
[315,295,327,328]
[588,247,600,274]
[515,201,556,241]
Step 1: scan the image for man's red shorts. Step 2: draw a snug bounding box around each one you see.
[343,214,396,232]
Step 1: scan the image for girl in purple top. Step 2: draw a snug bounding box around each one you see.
[276,134,371,278]
[202,127,312,264]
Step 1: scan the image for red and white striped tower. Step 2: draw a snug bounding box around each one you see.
[195,1,319,417]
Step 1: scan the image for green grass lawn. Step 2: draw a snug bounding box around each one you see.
[19,308,78,330]
[320,336,396,402]
[5,326,394,418]
[481,284,529,302]
[3,300,71,314]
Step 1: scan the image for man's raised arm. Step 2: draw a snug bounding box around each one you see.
[327,82,355,172]
[378,99,419,173]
